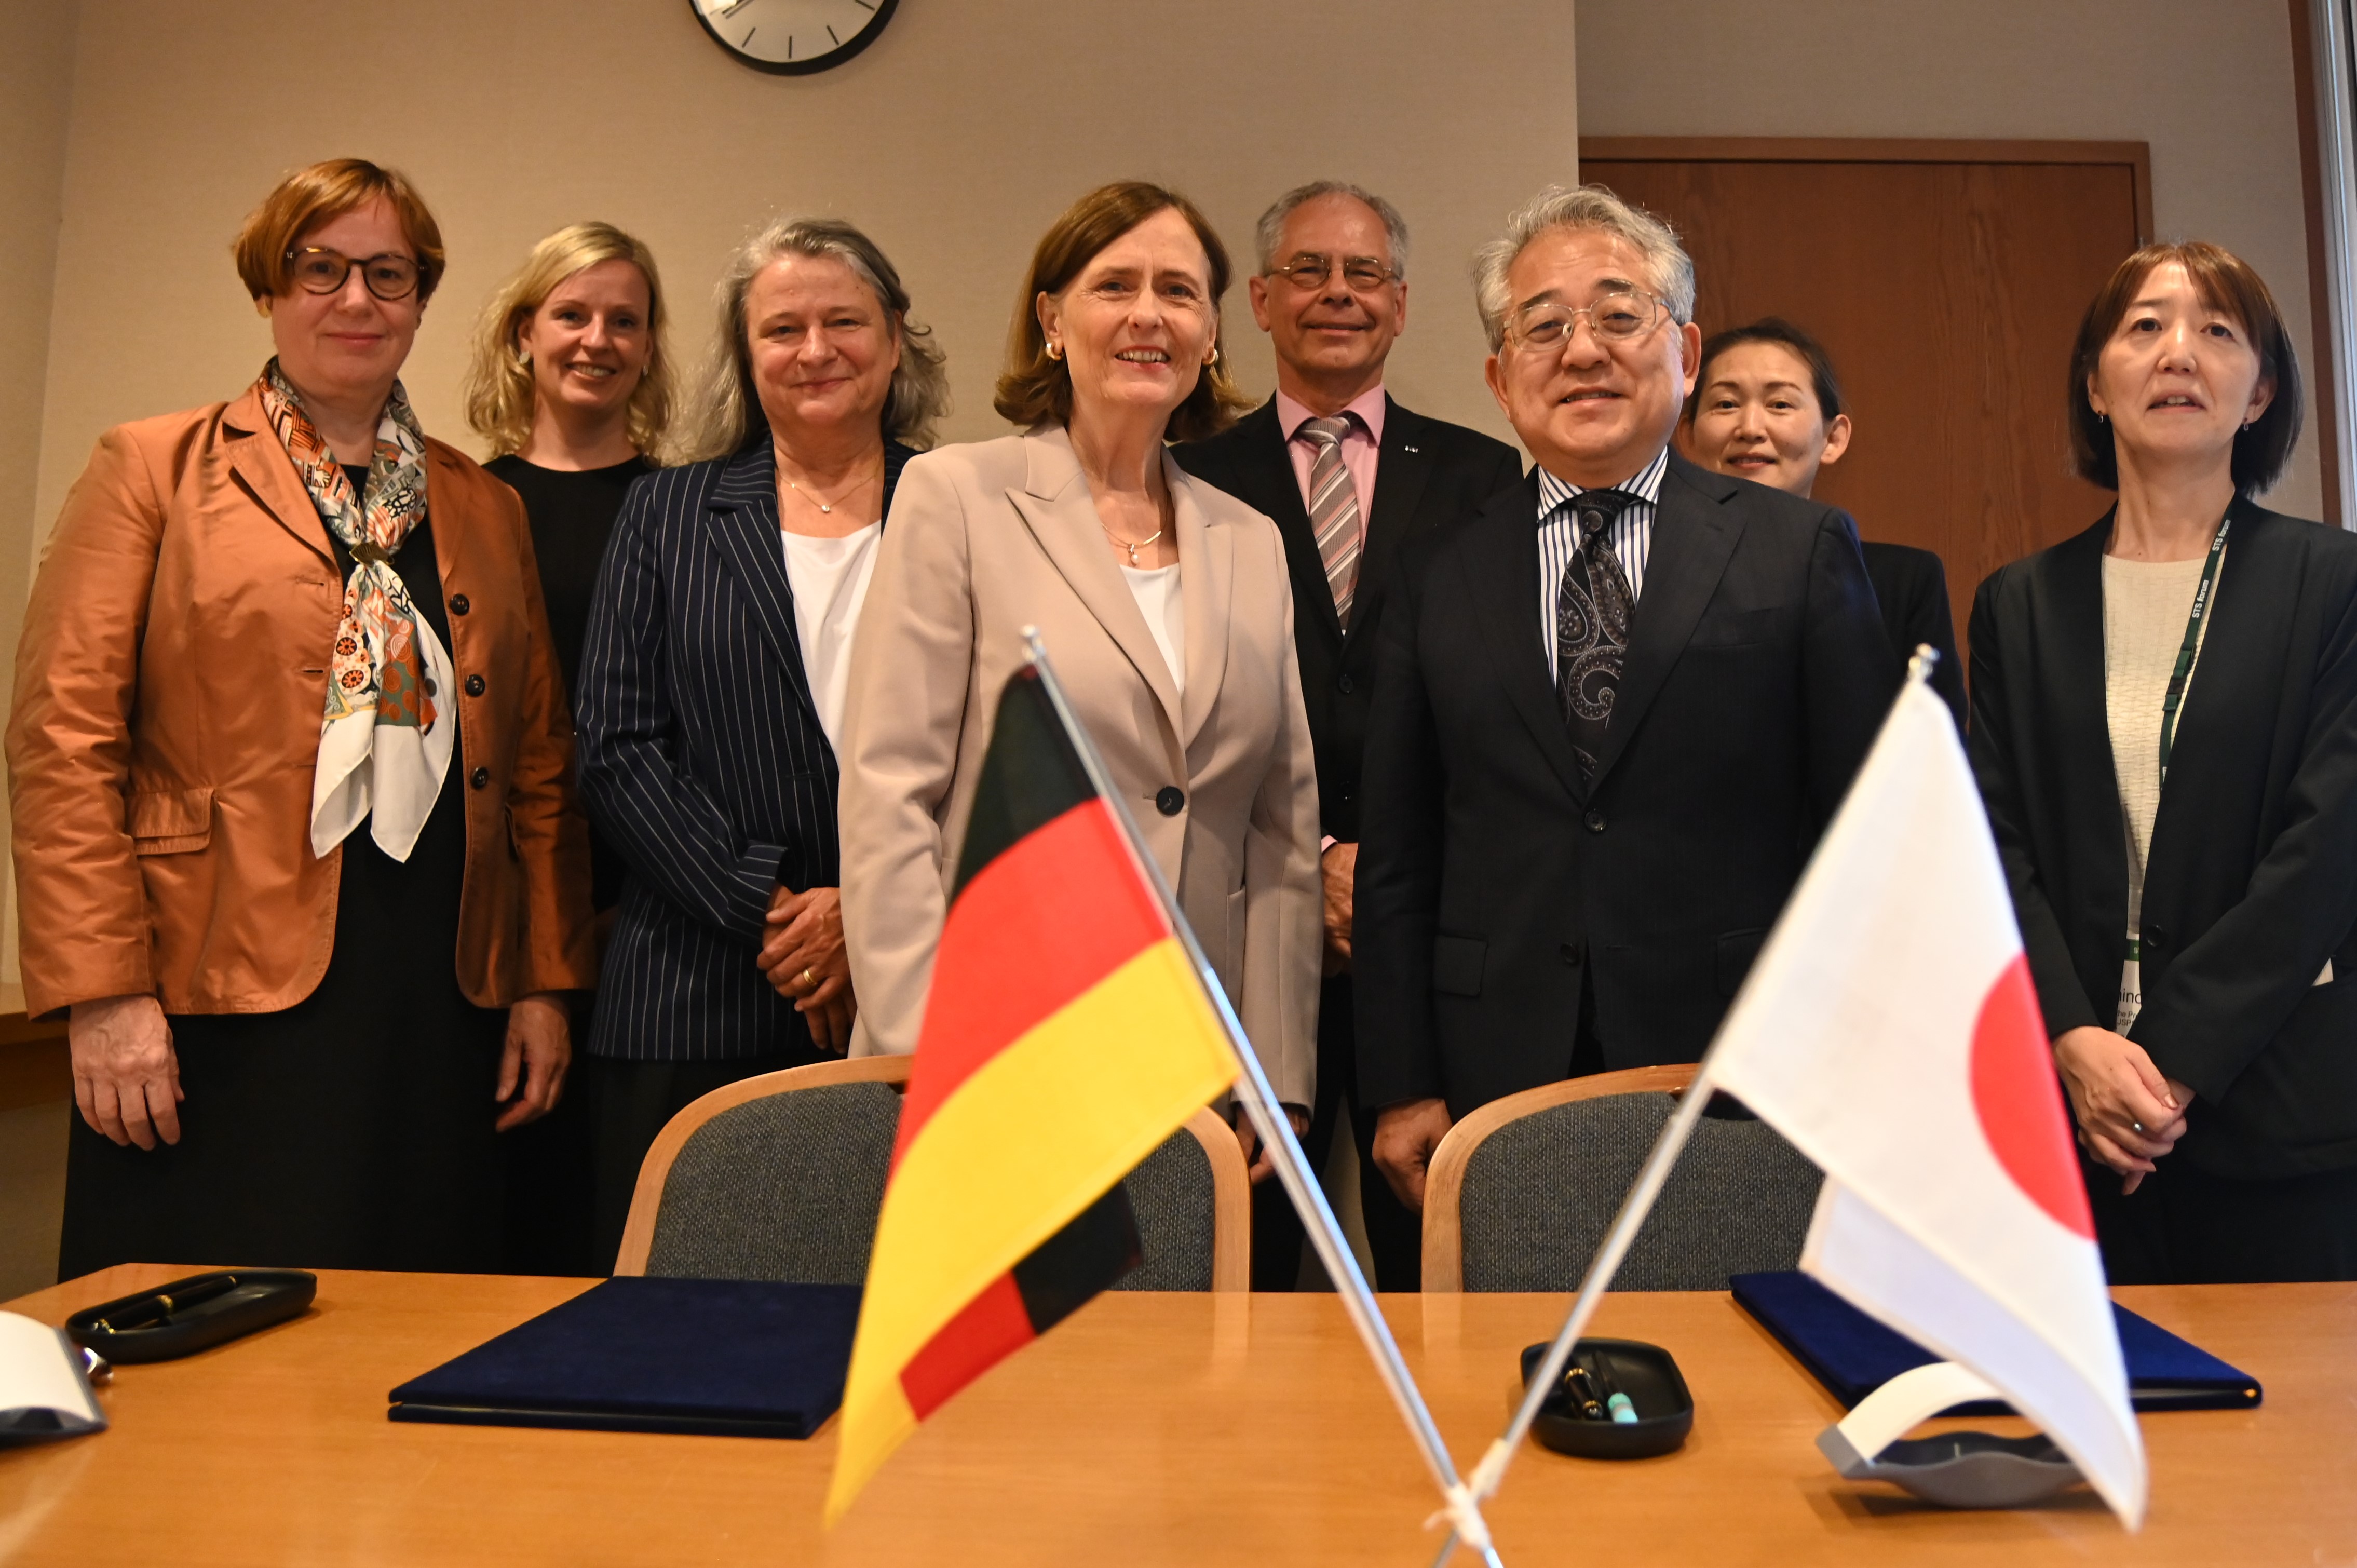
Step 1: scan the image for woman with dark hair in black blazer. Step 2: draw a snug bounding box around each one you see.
[573,215,945,1265]
[1685,317,1966,728]
[1971,239,2357,1283]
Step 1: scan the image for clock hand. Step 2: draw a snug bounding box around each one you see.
[710,0,756,16]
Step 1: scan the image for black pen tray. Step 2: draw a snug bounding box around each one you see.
[1518,1338,1694,1459]
[65,1270,316,1363]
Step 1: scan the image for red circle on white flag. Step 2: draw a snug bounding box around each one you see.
[1969,954,2095,1239]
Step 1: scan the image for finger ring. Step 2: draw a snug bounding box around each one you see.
[802,968,817,992]
[2131,1121,2145,1134]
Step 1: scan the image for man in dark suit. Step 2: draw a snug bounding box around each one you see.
[1354,185,1898,1216]
[1176,181,1522,1289]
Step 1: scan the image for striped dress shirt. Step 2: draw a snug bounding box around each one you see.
[1536,444,1668,674]
[574,437,911,1062]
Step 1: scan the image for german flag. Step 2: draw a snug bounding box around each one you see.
[826,663,1239,1522]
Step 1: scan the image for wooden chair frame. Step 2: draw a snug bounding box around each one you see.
[614,1055,1251,1291]
[1420,1064,1697,1292]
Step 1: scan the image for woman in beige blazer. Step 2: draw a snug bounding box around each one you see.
[839,182,1320,1175]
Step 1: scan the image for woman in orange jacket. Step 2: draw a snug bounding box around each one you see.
[7,159,595,1278]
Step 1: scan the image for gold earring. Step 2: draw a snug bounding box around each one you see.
[1046,340,1064,361]
[1204,343,1220,367]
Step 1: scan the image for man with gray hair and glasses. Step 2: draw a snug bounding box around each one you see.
[1352,185,1895,1216]
[1178,180,1521,1289]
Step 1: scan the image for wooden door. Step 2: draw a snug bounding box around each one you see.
[1581,138,2153,657]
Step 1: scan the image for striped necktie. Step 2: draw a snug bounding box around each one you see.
[1298,415,1363,629]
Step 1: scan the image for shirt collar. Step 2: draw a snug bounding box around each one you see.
[1535,444,1669,520]
[1277,384,1388,447]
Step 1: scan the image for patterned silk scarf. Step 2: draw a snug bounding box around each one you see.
[258,359,455,862]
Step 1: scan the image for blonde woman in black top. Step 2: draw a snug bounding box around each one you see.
[464,221,674,1271]
[467,222,674,709]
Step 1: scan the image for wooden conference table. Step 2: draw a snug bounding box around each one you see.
[2,1266,2351,1565]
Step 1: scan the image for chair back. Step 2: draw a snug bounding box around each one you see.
[1422,1065,1821,1292]
[1113,1112,1250,1290]
[617,1057,907,1284]
[615,1058,1248,1291]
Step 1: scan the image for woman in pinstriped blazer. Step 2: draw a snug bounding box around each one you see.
[572,217,947,1265]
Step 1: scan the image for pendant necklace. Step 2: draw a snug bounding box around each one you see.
[781,452,882,518]
[1105,523,1164,567]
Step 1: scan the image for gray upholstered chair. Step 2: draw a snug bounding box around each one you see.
[1420,1064,1822,1292]
[1114,1113,1250,1290]
[613,1056,1250,1290]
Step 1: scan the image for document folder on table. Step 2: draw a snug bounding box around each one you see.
[389,1276,861,1438]
[1730,1270,2260,1414]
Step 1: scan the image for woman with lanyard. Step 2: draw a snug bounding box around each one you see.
[1970,240,2357,1283]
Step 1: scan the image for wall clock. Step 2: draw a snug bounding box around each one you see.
[689,0,899,75]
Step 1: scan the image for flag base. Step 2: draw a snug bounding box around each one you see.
[1817,1360,2085,1509]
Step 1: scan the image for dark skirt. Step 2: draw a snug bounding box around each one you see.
[2087,1152,2357,1283]
[57,749,510,1280]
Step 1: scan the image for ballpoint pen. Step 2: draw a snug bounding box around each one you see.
[90,1273,241,1334]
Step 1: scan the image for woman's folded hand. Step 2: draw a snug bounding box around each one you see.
[2053,1024,2188,1193]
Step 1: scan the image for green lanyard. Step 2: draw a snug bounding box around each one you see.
[2156,515,2231,790]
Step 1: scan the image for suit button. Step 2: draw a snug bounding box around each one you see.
[1337,673,1353,694]
[465,674,485,697]
[1559,940,1586,966]
[1156,787,1185,817]
[449,594,470,616]
[2145,926,2168,952]
[1584,809,1606,834]
[470,766,491,790]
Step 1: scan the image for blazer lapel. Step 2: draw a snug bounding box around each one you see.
[2152,497,2275,842]
[221,387,332,563]
[879,438,915,522]
[704,441,821,723]
[1221,400,1340,653]
[425,443,469,603]
[1590,452,1740,789]
[1461,475,1588,802]
[2046,513,2122,877]
[1005,426,1185,730]
[1354,396,1434,643]
[1172,456,1232,749]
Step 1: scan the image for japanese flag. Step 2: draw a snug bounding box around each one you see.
[1707,678,2146,1526]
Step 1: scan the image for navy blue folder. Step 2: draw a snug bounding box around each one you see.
[388,1277,862,1438]
[1730,1270,2260,1414]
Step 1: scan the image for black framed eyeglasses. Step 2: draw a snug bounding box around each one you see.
[1269,253,1400,294]
[285,247,422,301]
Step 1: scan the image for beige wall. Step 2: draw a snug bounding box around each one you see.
[1576,0,2325,521]
[0,0,80,1296]
[1,2,82,996]
[27,0,1580,560]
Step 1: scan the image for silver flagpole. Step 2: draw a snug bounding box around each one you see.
[1021,629,1502,1567]
[1423,1058,1723,1567]
[1426,646,1946,1565]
